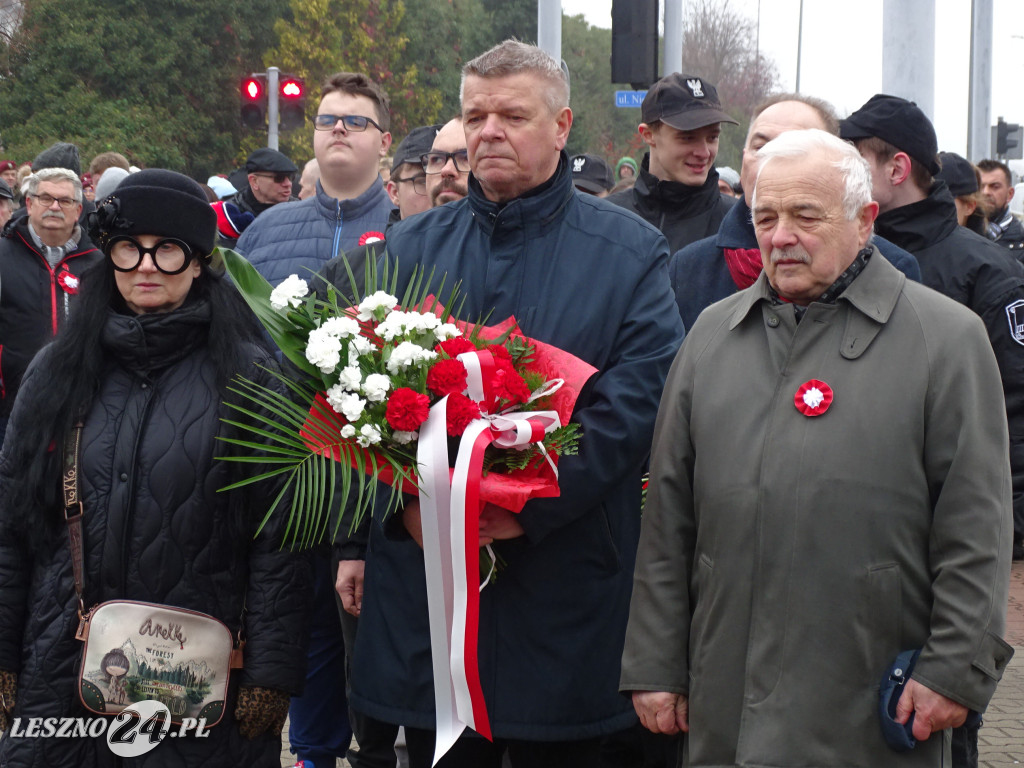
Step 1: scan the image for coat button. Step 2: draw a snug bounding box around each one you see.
[767,315,780,327]
[140,383,148,389]
[120,473,128,482]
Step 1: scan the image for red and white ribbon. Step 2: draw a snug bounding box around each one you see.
[416,350,562,764]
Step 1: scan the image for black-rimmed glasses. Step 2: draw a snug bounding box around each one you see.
[422,150,470,174]
[393,174,427,195]
[29,193,80,210]
[106,236,195,275]
[313,114,385,133]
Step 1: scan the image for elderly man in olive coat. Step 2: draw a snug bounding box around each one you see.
[621,129,1013,768]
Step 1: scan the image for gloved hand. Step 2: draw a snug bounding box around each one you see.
[0,668,16,733]
[234,685,290,740]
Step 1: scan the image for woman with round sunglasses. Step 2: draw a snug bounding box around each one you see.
[0,170,310,767]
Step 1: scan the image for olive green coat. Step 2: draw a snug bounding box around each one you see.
[621,251,1014,767]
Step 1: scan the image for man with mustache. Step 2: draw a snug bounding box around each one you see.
[0,168,100,445]
[424,117,469,207]
[623,129,1013,768]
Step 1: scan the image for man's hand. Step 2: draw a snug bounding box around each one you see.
[335,559,365,617]
[479,503,524,545]
[895,678,969,741]
[632,690,689,735]
[402,499,423,548]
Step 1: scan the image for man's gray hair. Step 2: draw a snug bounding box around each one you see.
[461,40,569,114]
[752,129,872,220]
[24,167,83,203]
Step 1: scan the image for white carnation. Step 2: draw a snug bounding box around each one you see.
[434,323,462,342]
[270,275,308,311]
[340,424,356,439]
[348,335,374,364]
[357,424,382,447]
[337,393,366,422]
[357,291,398,321]
[305,328,342,374]
[410,312,441,332]
[386,341,437,375]
[336,366,363,392]
[391,430,418,445]
[321,315,361,339]
[362,373,391,403]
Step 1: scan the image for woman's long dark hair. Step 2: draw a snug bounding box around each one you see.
[2,254,269,532]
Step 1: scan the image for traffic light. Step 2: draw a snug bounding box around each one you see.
[996,117,1021,157]
[611,0,658,89]
[240,74,267,129]
[279,76,306,131]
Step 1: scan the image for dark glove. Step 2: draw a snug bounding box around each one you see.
[0,668,16,733]
[234,685,290,740]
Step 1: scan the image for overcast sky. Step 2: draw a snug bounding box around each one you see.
[557,0,1024,166]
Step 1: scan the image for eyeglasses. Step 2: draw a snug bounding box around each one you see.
[422,150,470,174]
[393,174,427,195]
[107,236,195,275]
[251,172,293,184]
[30,193,80,210]
[313,114,384,133]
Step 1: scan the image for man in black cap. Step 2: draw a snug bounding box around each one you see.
[842,95,1024,768]
[571,153,614,197]
[234,148,299,214]
[606,72,738,252]
[936,151,987,236]
[385,124,441,221]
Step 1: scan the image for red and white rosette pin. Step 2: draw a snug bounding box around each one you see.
[794,379,833,417]
[57,270,80,295]
[358,231,386,246]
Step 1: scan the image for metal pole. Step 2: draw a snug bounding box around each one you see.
[663,0,683,76]
[881,0,935,119]
[538,0,561,64]
[267,66,280,151]
[967,0,993,160]
[795,0,803,92]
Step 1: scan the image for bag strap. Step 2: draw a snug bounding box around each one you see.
[62,422,86,618]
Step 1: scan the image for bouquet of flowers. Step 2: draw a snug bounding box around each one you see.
[218,249,595,547]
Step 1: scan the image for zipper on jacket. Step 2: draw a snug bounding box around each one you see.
[119,371,156,596]
[331,200,344,259]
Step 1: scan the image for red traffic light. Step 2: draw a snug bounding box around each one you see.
[242,77,264,101]
[281,78,304,99]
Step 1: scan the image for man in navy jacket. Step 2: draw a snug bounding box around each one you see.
[349,41,684,767]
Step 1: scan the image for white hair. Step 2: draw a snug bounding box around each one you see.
[752,128,873,220]
[460,40,569,114]
[24,167,83,203]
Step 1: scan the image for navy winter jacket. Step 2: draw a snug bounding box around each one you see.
[348,154,685,739]
[236,178,394,286]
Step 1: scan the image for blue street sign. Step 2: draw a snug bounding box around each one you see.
[615,90,647,108]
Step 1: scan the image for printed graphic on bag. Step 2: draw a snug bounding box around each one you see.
[79,603,232,725]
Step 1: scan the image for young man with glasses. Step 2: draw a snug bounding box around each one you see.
[236,71,395,287]
[0,167,101,444]
[386,124,441,220]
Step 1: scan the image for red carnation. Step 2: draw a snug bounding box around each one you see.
[446,393,481,436]
[436,337,476,358]
[492,366,531,405]
[426,358,468,397]
[488,344,512,362]
[385,388,431,432]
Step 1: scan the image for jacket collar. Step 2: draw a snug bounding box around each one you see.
[468,151,575,238]
[715,196,758,249]
[874,181,959,253]
[630,152,724,217]
[314,176,393,219]
[728,245,905,359]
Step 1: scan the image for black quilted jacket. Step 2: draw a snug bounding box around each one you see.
[0,298,311,767]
